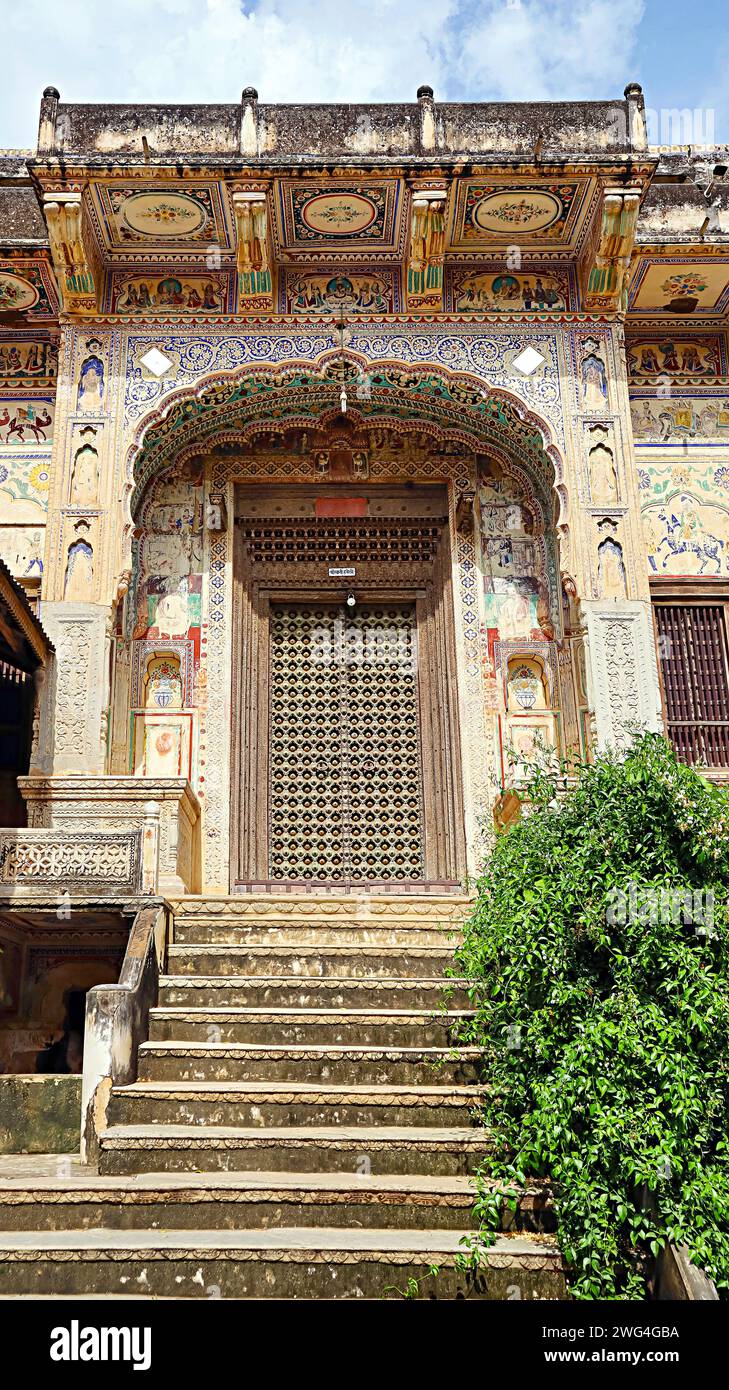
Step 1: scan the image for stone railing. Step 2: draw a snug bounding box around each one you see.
[81,901,168,1161]
[0,817,160,899]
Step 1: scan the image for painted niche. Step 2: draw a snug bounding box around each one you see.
[77,355,105,414]
[69,441,99,506]
[588,440,618,504]
[64,539,94,600]
[478,459,557,643]
[597,537,627,599]
[581,342,608,410]
[143,654,183,709]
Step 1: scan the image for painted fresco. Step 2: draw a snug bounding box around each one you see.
[290,188,387,240]
[89,182,233,254]
[0,452,51,518]
[285,270,398,314]
[0,261,57,319]
[631,396,729,442]
[279,182,400,249]
[449,268,569,312]
[109,272,233,314]
[0,339,57,387]
[477,463,555,640]
[0,272,38,312]
[460,183,578,239]
[109,189,211,241]
[640,459,729,575]
[627,336,724,383]
[133,462,204,645]
[0,399,54,445]
[631,261,729,314]
[0,524,44,578]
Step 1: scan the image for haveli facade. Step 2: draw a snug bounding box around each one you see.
[0,83,728,1074]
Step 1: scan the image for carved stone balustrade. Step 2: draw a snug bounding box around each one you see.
[16,777,201,896]
[0,828,143,901]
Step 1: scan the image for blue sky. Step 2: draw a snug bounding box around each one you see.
[0,0,726,148]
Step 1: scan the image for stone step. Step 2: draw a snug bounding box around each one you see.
[0,1164,553,1235]
[0,1167,505,1234]
[158,975,471,1010]
[137,1041,483,1085]
[173,922,459,948]
[0,1227,565,1300]
[149,1006,472,1047]
[169,895,471,924]
[107,1080,487,1130]
[98,1124,492,1176]
[167,944,457,978]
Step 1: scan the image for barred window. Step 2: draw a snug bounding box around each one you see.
[654,601,729,768]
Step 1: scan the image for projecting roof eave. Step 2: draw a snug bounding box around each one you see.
[0,558,54,666]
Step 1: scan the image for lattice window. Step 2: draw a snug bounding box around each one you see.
[268,603,424,881]
[654,601,729,768]
[245,519,443,566]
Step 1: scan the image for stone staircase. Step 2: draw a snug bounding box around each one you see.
[0,896,565,1299]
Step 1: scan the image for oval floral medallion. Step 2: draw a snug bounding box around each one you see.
[299,192,378,235]
[120,192,208,237]
[0,272,39,312]
[472,190,563,234]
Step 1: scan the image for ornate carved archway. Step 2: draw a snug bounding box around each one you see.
[120,355,570,890]
[125,352,567,535]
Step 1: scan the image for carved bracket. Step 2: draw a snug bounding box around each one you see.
[582,189,640,313]
[43,192,97,315]
[406,189,446,311]
[232,191,273,310]
[455,486,476,534]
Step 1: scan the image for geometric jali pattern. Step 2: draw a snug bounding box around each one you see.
[268,603,424,882]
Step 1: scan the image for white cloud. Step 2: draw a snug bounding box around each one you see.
[699,31,729,150]
[0,0,645,149]
[457,0,645,103]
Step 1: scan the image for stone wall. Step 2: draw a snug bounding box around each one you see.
[0,1074,81,1152]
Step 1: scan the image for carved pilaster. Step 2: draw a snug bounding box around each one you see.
[40,602,109,773]
[581,601,662,751]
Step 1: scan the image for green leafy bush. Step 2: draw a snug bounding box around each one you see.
[455,733,729,1299]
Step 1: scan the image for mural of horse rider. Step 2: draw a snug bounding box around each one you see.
[652,494,727,574]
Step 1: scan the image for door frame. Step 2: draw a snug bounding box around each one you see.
[230,522,467,892]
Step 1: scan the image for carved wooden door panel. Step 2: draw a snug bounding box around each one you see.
[268,602,424,883]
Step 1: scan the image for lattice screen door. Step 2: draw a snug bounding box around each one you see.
[268,603,424,882]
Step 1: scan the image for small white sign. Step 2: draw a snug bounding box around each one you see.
[328,566,356,577]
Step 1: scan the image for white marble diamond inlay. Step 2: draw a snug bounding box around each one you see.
[140,347,174,377]
[512,346,545,376]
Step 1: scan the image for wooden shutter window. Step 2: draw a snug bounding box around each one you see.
[655,602,729,768]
